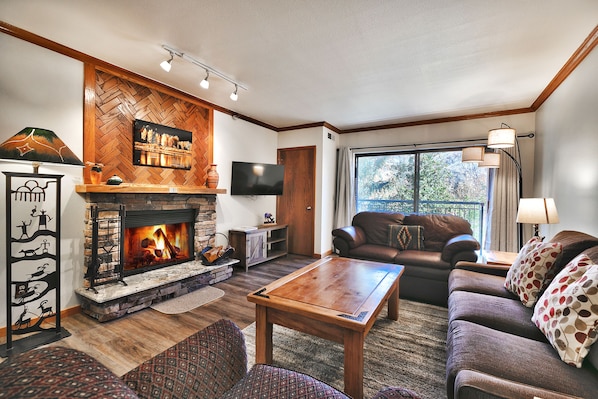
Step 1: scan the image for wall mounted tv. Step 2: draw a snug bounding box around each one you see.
[231,161,285,195]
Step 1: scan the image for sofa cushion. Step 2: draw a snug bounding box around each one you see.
[532,253,598,367]
[0,347,139,399]
[448,290,547,342]
[403,214,473,252]
[220,364,351,399]
[448,269,517,299]
[504,240,562,307]
[446,320,598,399]
[348,243,401,263]
[545,230,598,285]
[394,250,451,270]
[352,212,405,246]
[388,224,424,250]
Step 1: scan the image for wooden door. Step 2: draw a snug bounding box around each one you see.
[277,146,315,257]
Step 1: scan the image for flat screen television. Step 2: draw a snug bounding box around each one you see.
[231,161,284,195]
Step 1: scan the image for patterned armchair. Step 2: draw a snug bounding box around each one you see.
[1,319,420,399]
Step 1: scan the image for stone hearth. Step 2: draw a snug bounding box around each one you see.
[75,259,235,322]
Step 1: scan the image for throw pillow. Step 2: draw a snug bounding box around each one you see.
[532,254,598,367]
[504,237,562,307]
[389,225,424,251]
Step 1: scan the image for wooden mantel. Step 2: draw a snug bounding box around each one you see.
[75,184,226,195]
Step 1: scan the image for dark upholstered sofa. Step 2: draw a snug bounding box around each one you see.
[332,212,480,306]
[0,319,421,399]
[446,230,598,398]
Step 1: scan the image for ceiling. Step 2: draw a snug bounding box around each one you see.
[1,1,597,131]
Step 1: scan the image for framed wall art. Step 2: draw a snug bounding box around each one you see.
[133,120,193,170]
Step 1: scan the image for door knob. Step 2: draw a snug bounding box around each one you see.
[306,206,312,210]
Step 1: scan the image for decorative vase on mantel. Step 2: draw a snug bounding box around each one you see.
[206,164,219,188]
[86,162,104,184]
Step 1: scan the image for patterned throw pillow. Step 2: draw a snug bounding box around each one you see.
[532,254,598,367]
[388,225,424,251]
[504,237,562,307]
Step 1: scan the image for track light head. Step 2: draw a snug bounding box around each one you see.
[160,52,174,72]
[200,70,210,89]
[230,85,239,101]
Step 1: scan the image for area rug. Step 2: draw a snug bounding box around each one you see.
[243,299,448,399]
[150,286,224,314]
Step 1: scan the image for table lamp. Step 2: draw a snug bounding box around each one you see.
[0,127,83,172]
[516,198,559,238]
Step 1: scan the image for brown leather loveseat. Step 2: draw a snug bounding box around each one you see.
[332,212,479,306]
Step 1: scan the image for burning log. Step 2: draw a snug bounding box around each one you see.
[153,228,176,259]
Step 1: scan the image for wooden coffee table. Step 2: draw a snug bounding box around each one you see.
[247,257,404,399]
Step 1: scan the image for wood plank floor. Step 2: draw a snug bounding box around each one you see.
[8,255,314,376]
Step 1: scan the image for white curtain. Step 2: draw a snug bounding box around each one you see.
[334,146,355,228]
[487,147,519,252]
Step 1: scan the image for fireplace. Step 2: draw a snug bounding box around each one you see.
[76,190,234,321]
[123,209,196,276]
[80,192,218,289]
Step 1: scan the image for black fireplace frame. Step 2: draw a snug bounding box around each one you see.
[123,208,197,276]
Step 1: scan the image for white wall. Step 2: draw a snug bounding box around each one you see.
[0,33,86,318]
[212,112,280,245]
[535,46,598,238]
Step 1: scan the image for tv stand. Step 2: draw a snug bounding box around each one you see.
[229,224,288,272]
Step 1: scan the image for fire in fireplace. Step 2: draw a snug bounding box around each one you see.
[123,209,195,275]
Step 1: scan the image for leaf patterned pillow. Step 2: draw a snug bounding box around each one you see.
[532,254,598,367]
[504,238,562,307]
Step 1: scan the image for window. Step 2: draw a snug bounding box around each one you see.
[356,150,488,243]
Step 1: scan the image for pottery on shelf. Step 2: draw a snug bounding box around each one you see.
[106,175,123,185]
[206,164,219,188]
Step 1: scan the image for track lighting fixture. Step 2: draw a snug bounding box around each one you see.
[160,52,174,72]
[230,85,238,101]
[159,44,246,101]
[200,70,210,89]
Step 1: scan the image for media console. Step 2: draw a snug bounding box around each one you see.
[229,224,288,272]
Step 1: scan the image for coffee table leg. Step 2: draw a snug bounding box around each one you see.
[344,331,364,399]
[255,304,273,364]
[387,283,399,321]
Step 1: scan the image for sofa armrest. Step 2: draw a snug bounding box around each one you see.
[441,234,480,263]
[122,319,247,399]
[454,369,583,399]
[332,226,366,254]
[455,261,510,277]
[0,347,138,399]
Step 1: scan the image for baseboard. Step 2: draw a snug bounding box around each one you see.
[0,305,81,337]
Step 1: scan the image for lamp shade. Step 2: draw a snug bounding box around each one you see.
[488,127,516,148]
[461,146,485,162]
[0,127,83,168]
[516,198,559,224]
[478,152,500,168]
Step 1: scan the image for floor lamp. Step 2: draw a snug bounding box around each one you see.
[0,127,83,357]
[462,124,529,249]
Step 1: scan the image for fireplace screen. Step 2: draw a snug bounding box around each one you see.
[123,209,195,275]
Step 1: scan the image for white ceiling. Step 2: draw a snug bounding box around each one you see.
[1,0,597,131]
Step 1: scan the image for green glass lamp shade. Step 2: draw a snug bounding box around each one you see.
[0,127,83,167]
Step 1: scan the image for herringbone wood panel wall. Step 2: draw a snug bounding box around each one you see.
[94,70,211,186]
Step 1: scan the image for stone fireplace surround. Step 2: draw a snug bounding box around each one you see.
[74,187,233,322]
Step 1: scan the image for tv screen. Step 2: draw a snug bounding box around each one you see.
[231,161,284,195]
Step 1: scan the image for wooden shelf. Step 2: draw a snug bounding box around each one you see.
[229,224,288,272]
[75,184,226,195]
